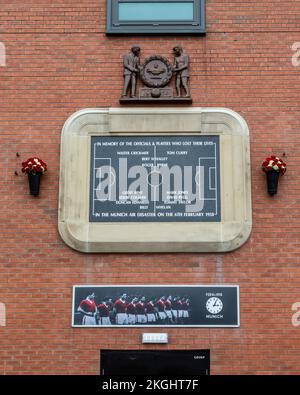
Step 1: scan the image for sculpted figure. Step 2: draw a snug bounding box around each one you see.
[122,46,141,98]
[173,45,190,97]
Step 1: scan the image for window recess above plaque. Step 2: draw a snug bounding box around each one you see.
[59,107,252,253]
[106,0,206,34]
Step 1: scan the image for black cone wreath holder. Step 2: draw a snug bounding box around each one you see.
[266,170,280,196]
[262,156,286,196]
[28,173,42,196]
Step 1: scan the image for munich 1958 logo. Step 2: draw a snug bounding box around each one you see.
[140,55,173,88]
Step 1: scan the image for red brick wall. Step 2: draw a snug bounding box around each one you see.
[1,0,300,374]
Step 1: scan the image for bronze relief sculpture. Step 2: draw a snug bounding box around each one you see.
[120,46,192,103]
[173,45,190,98]
[140,55,173,88]
[121,46,141,98]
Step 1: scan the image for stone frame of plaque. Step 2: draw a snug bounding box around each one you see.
[58,107,252,253]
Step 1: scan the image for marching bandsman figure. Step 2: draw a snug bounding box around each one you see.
[178,297,184,323]
[165,295,174,324]
[182,298,190,320]
[97,298,112,325]
[172,296,180,323]
[77,293,97,326]
[127,297,138,325]
[156,296,167,323]
[136,296,147,324]
[146,298,157,324]
[114,293,128,325]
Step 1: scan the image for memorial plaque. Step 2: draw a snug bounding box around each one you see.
[59,108,251,252]
[72,285,239,327]
[89,135,220,222]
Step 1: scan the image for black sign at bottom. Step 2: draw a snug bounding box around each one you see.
[101,349,210,376]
